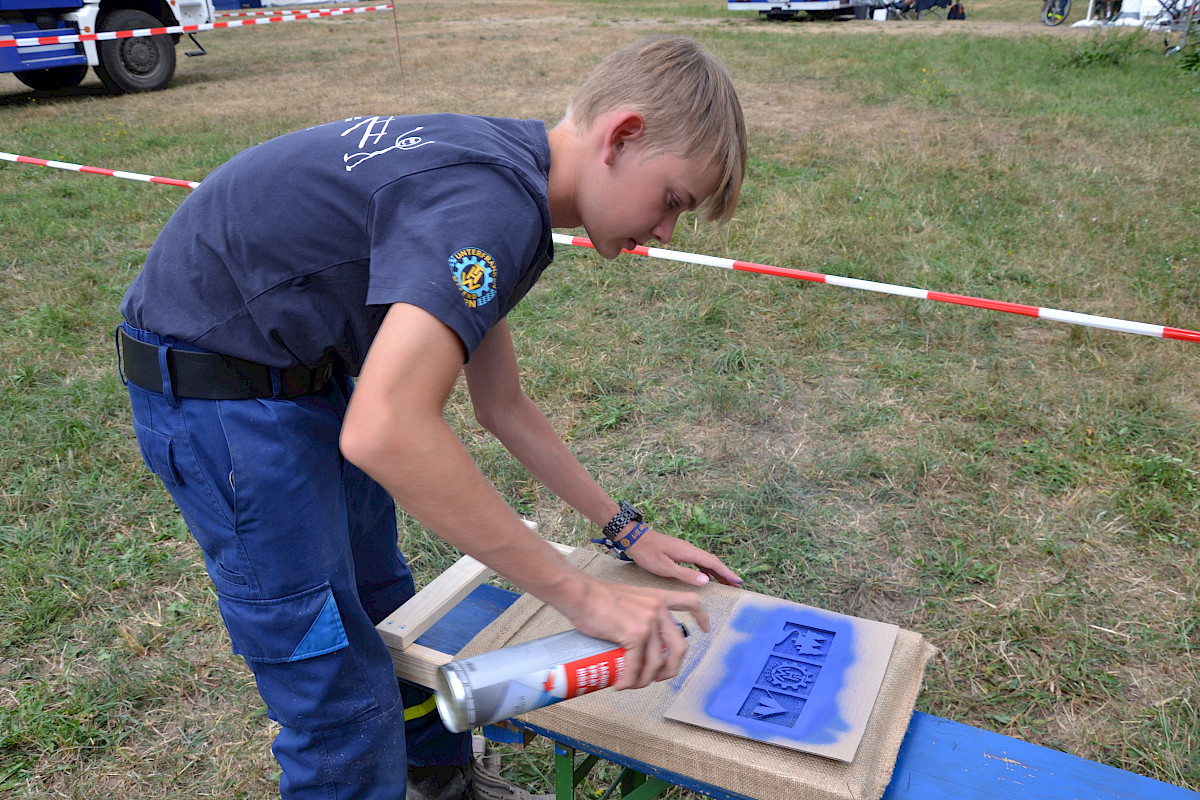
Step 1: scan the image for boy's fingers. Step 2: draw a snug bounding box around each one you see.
[660,562,712,587]
[657,588,708,633]
[683,598,710,634]
[621,633,661,689]
[639,629,666,686]
[639,613,687,686]
[610,592,698,688]
[615,642,642,690]
[704,562,745,586]
[628,532,743,588]
[659,617,688,678]
[689,552,744,587]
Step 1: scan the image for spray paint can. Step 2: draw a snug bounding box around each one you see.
[435,628,628,733]
[435,623,688,733]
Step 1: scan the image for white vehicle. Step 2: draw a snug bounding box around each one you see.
[727,0,854,20]
[1,0,215,93]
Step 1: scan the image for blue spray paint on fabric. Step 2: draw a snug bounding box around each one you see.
[704,599,854,746]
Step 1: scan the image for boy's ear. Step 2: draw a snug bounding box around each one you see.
[602,112,645,166]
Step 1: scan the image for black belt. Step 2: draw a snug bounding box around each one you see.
[118,328,335,400]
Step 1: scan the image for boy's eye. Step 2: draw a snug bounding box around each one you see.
[667,195,681,210]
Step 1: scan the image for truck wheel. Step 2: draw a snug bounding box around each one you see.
[13,64,89,91]
[94,9,176,93]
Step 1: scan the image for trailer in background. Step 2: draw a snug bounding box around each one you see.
[727,0,855,20]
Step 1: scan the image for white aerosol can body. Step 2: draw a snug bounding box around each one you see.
[435,629,627,733]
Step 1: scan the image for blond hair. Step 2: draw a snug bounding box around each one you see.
[565,35,747,224]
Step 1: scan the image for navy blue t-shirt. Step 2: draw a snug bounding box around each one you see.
[121,114,554,372]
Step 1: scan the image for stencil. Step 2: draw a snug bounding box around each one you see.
[739,687,805,727]
[663,595,899,762]
[775,624,835,661]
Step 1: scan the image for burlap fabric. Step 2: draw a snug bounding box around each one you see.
[457,550,938,800]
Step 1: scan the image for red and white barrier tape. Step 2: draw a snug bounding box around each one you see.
[1,151,199,188]
[0,3,392,48]
[3,149,1195,343]
[216,9,282,16]
[552,234,1200,344]
[216,5,372,18]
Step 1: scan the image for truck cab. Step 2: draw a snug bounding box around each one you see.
[1,0,214,92]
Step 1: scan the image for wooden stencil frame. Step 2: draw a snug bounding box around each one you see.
[377,520,573,688]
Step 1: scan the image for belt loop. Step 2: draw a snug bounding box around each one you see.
[157,343,180,408]
[114,325,128,388]
[269,367,284,398]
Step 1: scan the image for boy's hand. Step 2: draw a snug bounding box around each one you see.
[563,578,709,690]
[623,527,743,587]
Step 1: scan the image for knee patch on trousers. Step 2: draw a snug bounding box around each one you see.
[218,583,390,730]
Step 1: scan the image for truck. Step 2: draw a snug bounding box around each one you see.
[1,0,214,93]
[727,0,855,20]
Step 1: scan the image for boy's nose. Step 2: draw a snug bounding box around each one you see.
[652,213,680,245]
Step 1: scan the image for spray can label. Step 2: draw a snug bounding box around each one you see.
[537,646,626,699]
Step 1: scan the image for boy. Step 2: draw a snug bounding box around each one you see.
[117,35,747,800]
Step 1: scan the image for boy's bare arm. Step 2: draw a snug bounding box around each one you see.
[464,319,742,587]
[341,301,707,688]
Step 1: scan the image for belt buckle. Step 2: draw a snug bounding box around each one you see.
[280,360,333,399]
[314,361,333,389]
[297,361,334,396]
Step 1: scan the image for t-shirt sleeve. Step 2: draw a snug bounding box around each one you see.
[364,163,545,358]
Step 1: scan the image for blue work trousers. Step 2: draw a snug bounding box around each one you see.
[118,323,469,799]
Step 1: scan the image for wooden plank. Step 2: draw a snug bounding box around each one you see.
[377,519,545,650]
[377,553,495,650]
[388,641,452,689]
[414,583,523,656]
[379,521,576,688]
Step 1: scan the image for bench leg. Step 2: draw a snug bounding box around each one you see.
[613,772,671,800]
[552,744,671,800]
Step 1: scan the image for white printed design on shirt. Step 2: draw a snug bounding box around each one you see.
[339,116,434,171]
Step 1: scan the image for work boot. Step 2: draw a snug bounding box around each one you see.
[407,762,470,800]
[406,736,553,800]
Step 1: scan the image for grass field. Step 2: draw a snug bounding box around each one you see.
[2,0,1198,796]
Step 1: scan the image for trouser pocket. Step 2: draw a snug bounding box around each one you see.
[217,582,386,731]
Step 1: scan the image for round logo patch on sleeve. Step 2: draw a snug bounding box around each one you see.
[448,248,498,308]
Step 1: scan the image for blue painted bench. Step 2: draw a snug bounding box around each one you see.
[414,584,1198,800]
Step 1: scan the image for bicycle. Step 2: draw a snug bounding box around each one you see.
[1041,0,1072,25]
[1155,0,1200,53]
